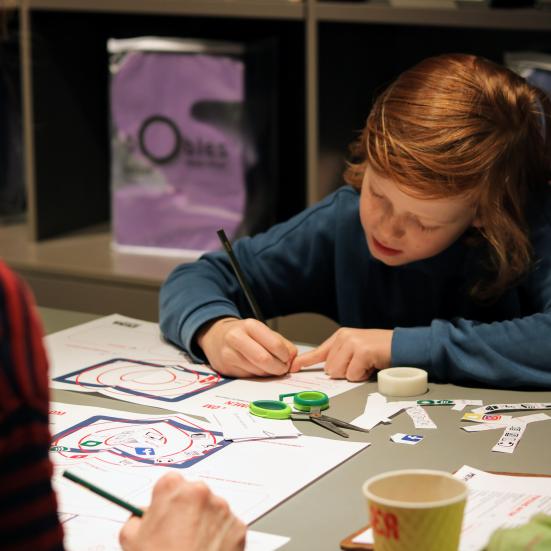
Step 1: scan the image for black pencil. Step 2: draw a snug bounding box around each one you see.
[217,229,265,323]
[63,470,144,517]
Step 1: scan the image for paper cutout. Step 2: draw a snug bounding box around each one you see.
[406,406,437,429]
[390,433,424,445]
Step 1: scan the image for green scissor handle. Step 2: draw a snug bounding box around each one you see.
[249,400,292,419]
[249,391,330,419]
[279,391,330,412]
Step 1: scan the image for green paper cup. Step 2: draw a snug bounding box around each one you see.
[363,469,467,551]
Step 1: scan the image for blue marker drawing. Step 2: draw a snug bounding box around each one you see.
[54,358,231,403]
[50,415,230,469]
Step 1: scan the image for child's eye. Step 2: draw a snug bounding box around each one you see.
[418,222,439,233]
[369,186,384,199]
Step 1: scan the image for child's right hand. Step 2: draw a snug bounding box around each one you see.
[197,317,297,378]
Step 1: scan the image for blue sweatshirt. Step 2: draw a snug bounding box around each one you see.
[160,186,551,388]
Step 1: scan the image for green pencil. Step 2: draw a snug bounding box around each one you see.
[63,470,144,517]
[217,228,265,323]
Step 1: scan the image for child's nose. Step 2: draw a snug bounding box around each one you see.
[380,213,406,239]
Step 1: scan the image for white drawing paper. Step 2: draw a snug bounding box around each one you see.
[46,314,361,416]
[455,465,551,550]
[50,401,368,530]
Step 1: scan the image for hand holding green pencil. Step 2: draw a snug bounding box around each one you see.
[194,230,297,379]
[63,470,246,551]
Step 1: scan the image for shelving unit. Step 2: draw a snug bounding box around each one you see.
[3,0,551,338]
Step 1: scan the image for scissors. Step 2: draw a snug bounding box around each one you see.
[249,391,369,438]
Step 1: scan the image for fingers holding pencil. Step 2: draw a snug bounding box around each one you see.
[197,317,297,378]
[119,473,246,551]
[205,229,296,378]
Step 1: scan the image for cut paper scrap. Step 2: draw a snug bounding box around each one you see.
[209,410,302,441]
[406,405,437,429]
[492,421,527,454]
[462,423,508,432]
[492,413,551,454]
[451,399,483,411]
[352,393,486,432]
[351,393,416,430]
[462,412,549,433]
[471,402,551,414]
[390,433,424,445]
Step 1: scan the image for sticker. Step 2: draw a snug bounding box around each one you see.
[472,403,551,414]
[462,413,550,433]
[390,433,424,445]
[406,406,437,429]
[416,399,454,406]
[492,423,526,454]
[462,412,512,424]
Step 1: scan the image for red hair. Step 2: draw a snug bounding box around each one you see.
[345,53,551,299]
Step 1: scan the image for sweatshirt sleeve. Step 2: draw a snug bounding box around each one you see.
[392,208,551,388]
[392,313,551,388]
[159,190,347,361]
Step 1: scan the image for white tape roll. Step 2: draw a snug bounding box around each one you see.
[377,367,428,397]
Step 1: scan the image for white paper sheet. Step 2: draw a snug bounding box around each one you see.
[50,401,368,529]
[46,314,360,416]
[210,410,302,441]
[455,465,551,550]
[62,514,289,551]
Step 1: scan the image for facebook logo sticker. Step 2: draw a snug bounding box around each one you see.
[135,447,156,456]
[391,433,424,445]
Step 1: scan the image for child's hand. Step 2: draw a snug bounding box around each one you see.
[119,473,246,551]
[197,317,298,378]
[290,328,393,381]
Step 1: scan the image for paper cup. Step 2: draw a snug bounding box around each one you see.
[362,469,467,551]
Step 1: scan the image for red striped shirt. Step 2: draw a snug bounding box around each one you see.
[0,261,64,550]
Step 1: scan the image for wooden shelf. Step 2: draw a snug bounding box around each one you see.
[1,224,196,320]
[25,0,305,19]
[316,3,551,29]
[0,223,191,286]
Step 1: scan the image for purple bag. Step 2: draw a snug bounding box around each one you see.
[109,37,246,254]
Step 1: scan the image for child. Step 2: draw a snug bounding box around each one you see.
[160,53,551,388]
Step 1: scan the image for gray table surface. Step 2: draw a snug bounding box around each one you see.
[40,307,551,551]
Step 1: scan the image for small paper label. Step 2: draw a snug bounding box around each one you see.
[406,406,437,429]
[451,399,483,411]
[492,422,526,454]
[462,412,512,423]
[462,423,506,432]
[472,403,551,414]
[390,433,424,445]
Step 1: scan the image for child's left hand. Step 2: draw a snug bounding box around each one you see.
[290,328,393,382]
